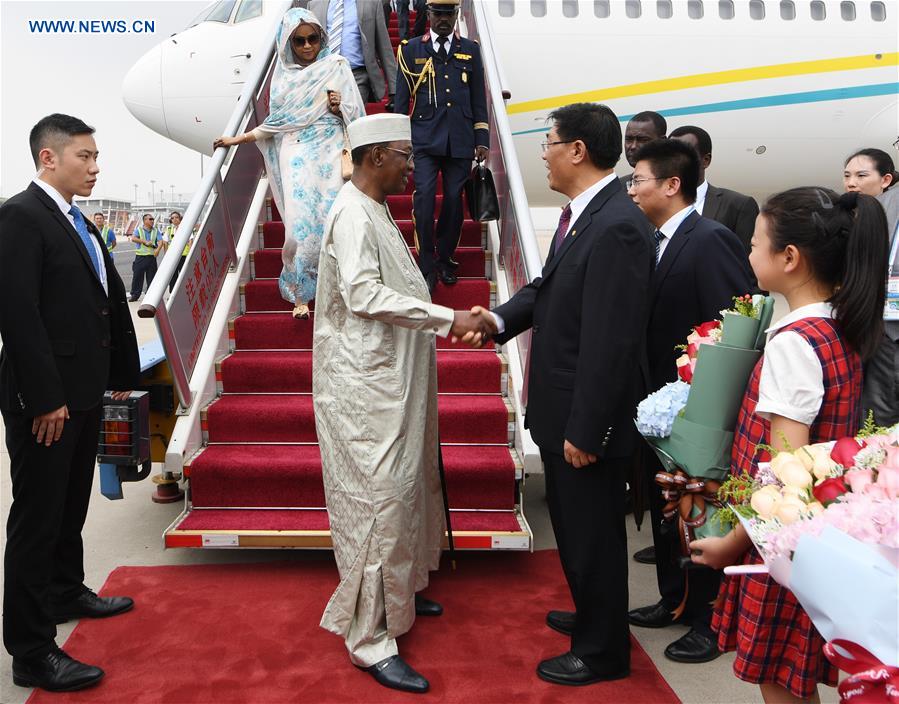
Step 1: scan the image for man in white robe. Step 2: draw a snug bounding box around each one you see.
[312,113,489,694]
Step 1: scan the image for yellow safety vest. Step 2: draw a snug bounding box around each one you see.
[134,227,159,256]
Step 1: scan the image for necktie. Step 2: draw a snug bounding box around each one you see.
[437,38,448,61]
[69,204,101,280]
[331,0,344,55]
[653,228,666,262]
[553,204,573,254]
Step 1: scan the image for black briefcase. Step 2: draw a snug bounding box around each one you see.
[465,162,500,222]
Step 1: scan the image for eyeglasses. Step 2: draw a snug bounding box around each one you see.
[292,34,321,47]
[383,147,415,164]
[428,8,459,15]
[541,140,574,153]
[626,177,667,189]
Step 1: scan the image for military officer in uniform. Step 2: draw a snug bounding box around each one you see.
[394,0,488,293]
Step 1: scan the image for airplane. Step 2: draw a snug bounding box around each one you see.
[123,0,899,208]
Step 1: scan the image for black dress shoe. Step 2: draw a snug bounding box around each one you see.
[536,652,628,686]
[546,609,575,636]
[12,648,104,692]
[51,590,134,623]
[632,545,656,564]
[664,629,721,663]
[627,601,680,629]
[128,297,139,303]
[365,655,429,693]
[437,269,458,285]
[425,271,437,295]
[414,594,443,616]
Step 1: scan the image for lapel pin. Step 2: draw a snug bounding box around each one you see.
[570,229,577,237]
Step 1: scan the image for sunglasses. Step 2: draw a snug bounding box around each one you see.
[292,34,321,47]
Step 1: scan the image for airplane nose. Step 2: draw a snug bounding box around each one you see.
[122,44,169,139]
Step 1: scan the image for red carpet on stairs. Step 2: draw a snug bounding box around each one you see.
[171,11,523,545]
[29,551,680,704]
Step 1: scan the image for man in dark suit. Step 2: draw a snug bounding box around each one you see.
[620,110,667,188]
[397,0,427,39]
[394,0,488,293]
[626,138,752,664]
[466,103,654,686]
[669,125,759,256]
[308,0,397,106]
[0,114,140,692]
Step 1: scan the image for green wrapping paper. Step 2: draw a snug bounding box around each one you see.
[641,297,776,541]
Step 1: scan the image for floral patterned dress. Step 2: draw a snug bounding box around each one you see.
[253,8,366,305]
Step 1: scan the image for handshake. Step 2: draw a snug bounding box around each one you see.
[451,306,496,347]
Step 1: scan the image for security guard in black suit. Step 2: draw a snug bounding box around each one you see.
[394,0,489,292]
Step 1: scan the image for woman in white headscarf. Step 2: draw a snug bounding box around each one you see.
[215,7,366,319]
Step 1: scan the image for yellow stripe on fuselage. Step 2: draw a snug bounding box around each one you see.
[506,52,898,115]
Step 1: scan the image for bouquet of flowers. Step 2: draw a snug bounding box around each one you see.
[635,295,774,543]
[724,424,899,672]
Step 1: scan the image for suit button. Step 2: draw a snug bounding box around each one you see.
[533,324,540,333]
[101,307,110,316]
[444,74,449,79]
[446,88,451,93]
[101,339,110,348]
[447,102,452,106]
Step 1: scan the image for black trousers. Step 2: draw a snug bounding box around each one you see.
[169,255,187,294]
[412,153,470,277]
[541,450,630,676]
[130,254,157,298]
[398,0,427,39]
[3,405,102,658]
[643,448,720,635]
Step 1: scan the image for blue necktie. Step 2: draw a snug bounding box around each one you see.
[654,229,666,262]
[69,204,101,280]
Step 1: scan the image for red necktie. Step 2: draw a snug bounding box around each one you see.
[553,204,572,255]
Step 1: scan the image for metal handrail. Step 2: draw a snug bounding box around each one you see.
[467,1,542,283]
[136,2,290,409]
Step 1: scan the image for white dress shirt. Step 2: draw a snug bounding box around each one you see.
[694,180,709,215]
[655,204,695,261]
[755,301,834,425]
[429,30,452,56]
[33,178,108,295]
[492,172,619,333]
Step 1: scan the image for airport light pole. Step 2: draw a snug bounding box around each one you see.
[150,180,156,206]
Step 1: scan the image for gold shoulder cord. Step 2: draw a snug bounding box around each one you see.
[396,43,435,115]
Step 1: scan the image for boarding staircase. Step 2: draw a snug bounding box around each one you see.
[142,1,541,550]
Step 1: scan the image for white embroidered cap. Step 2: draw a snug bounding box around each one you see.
[347,113,411,150]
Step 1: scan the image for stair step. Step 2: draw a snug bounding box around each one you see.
[219,350,503,393]
[262,217,482,249]
[252,246,488,279]
[243,277,491,312]
[232,313,495,351]
[187,444,516,510]
[165,507,528,550]
[204,394,511,444]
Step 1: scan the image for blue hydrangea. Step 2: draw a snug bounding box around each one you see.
[635,381,691,438]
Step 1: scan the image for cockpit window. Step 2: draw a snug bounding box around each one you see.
[206,0,238,23]
[234,0,263,23]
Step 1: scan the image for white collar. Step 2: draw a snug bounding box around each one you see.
[568,172,618,215]
[766,301,835,334]
[696,180,709,202]
[657,203,695,239]
[430,30,452,48]
[32,177,73,216]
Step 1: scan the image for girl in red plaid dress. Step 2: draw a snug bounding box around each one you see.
[689,187,889,703]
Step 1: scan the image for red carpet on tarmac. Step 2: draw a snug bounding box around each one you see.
[30,551,680,704]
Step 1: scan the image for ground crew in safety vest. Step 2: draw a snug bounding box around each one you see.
[128,213,161,302]
[162,211,192,293]
[93,212,116,253]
